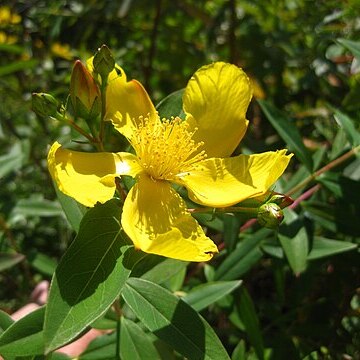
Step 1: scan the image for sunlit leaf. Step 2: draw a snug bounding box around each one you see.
[120,317,161,360]
[79,332,117,360]
[44,199,143,353]
[333,110,360,147]
[183,280,242,311]
[54,181,87,232]
[307,236,357,260]
[278,226,308,275]
[0,307,45,356]
[0,310,14,334]
[122,278,230,360]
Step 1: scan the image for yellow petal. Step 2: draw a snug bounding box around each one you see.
[176,151,292,207]
[48,142,143,207]
[121,174,218,262]
[183,62,252,158]
[86,57,157,138]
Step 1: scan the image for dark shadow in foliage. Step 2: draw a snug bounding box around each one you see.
[336,176,360,236]
[153,299,207,360]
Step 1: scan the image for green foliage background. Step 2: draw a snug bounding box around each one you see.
[0,0,359,359]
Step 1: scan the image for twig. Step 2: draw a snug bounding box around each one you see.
[286,145,359,196]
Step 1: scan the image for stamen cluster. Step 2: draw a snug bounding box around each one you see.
[130,116,207,180]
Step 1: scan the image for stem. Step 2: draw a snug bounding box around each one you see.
[289,184,321,209]
[98,77,108,150]
[188,206,259,215]
[56,114,96,143]
[286,145,360,196]
[113,299,122,360]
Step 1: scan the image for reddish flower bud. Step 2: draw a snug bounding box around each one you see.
[70,60,101,120]
[257,203,284,229]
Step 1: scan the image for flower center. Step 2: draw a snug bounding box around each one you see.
[130,116,207,180]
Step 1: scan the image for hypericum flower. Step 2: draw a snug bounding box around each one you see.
[48,61,292,262]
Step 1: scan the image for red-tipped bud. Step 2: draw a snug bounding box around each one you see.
[70,60,101,119]
[257,203,284,229]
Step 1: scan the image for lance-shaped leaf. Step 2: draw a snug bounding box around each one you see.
[258,99,313,171]
[183,280,243,312]
[0,307,45,357]
[120,317,161,360]
[122,278,230,360]
[44,199,143,353]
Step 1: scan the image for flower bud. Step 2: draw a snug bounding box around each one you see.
[257,203,284,229]
[32,93,59,117]
[93,45,115,79]
[70,60,101,120]
[267,194,293,209]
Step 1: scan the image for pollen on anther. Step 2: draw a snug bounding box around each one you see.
[129,116,207,180]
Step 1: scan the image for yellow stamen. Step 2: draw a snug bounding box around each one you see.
[130,116,207,180]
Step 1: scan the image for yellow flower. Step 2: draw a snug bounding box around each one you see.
[48,61,292,262]
[51,42,73,60]
[0,6,21,25]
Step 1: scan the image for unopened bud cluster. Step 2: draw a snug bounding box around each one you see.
[32,45,116,125]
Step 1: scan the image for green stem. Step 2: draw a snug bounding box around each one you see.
[188,206,259,216]
[286,145,360,196]
[56,114,96,143]
[113,299,122,360]
[98,77,108,150]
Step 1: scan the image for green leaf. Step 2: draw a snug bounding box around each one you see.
[258,99,313,171]
[215,228,271,280]
[139,257,188,286]
[0,144,23,178]
[183,280,242,311]
[54,181,87,232]
[0,307,45,356]
[122,278,230,360]
[223,214,242,251]
[0,43,25,54]
[156,89,185,120]
[0,253,25,272]
[0,59,38,77]
[278,226,308,275]
[44,199,143,353]
[27,251,57,276]
[12,196,63,217]
[235,287,264,360]
[333,110,360,147]
[78,332,117,360]
[307,236,357,260]
[0,310,14,334]
[337,38,360,60]
[120,317,161,360]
